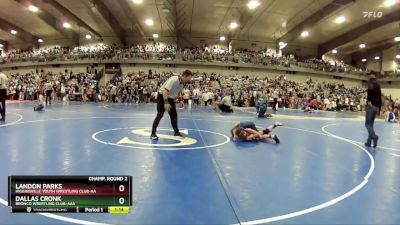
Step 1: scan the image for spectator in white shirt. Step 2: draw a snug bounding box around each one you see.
[192,87,201,106]
[202,89,212,107]
[183,88,191,105]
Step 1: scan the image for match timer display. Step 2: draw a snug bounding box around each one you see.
[8,176,132,213]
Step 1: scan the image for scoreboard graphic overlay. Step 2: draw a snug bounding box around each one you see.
[8,176,132,213]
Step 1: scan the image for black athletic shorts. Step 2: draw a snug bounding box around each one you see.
[240,121,257,131]
[263,129,271,135]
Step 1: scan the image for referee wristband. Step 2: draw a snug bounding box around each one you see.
[164,99,169,104]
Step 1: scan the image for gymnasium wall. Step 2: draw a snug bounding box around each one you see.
[282,43,318,59]
[381,88,400,100]
[381,45,399,73]
[322,53,353,65]
[365,59,381,73]
[354,45,399,74]
[231,39,276,51]
[380,81,400,99]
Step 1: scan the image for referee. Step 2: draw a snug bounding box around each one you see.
[0,72,8,121]
[151,70,193,140]
[365,71,382,148]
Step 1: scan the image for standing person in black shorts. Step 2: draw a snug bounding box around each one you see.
[0,72,8,121]
[365,71,382,148]
[151,70,193,140]
[217,89,233,113]
[202,89,213,107]
[126,86,132,104]
[44,80,53,105]
[272,89,279,111]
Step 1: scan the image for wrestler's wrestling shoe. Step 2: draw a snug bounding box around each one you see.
[273,135,280,144]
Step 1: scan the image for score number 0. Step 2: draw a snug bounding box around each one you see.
[119,185,125,205]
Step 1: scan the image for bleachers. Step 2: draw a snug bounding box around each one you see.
[0,43,372,80]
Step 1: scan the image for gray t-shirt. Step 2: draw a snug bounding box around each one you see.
[159,76,184,98]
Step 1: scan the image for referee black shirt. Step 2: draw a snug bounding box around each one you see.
[367,78,382,110]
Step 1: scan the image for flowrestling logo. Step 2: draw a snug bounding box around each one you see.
[363,11,383,18]
[92,127,230,150]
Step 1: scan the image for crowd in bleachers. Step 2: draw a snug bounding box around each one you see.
[6,68,98,102]
[182,46,238,63]
[5,68,398,119]
[0,43,176,64]
[300,58,361,74]
[0,42,364,75]
[103,70,164,104]
[181,45,361,74]
[103,70,221,104]
[219,74,368,111]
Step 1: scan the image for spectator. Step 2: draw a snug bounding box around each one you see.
[386,106,398,123]
[217,90,233,113]
[256,94,268,117]
[364,72,381,148]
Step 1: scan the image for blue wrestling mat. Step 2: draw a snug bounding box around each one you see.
[0,102,399,224]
